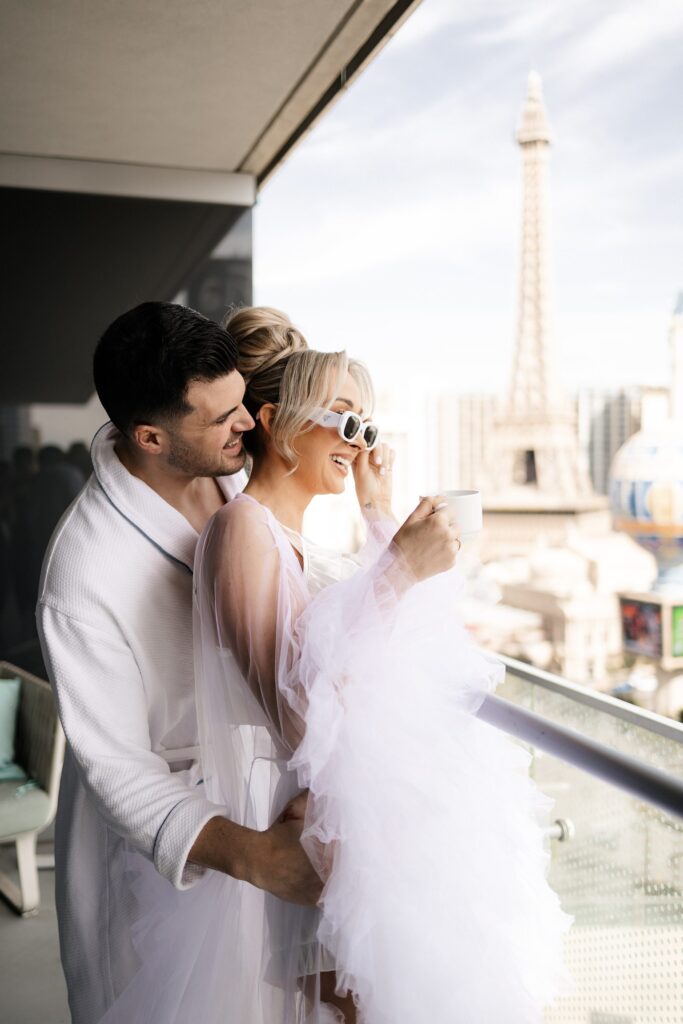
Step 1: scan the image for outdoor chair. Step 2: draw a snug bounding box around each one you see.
[0,661,65,916]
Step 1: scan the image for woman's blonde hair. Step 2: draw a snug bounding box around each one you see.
[223,306,374,466]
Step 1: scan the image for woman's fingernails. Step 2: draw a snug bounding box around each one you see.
[380,467,387,477]
[375,454,383,466]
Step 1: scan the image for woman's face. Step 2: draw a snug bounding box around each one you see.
[293,370,370,496]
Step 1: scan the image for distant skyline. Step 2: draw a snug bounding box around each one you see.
[253,0,683,398]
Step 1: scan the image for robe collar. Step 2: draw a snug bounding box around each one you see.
[90,422,246,573]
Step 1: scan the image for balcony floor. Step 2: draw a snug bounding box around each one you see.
[0,845,69,1023]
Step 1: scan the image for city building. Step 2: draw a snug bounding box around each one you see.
[577,385,672,496]
[669,291,683,418]
[577,387,642,496]
[453,392,498,493]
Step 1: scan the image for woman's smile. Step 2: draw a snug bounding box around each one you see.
[330,453,354,476]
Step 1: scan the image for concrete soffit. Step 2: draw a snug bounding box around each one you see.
[0,153,254,205]
[0,154,256,206]
[240,0,422,185]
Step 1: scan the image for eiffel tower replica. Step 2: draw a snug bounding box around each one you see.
[483,73,609,555]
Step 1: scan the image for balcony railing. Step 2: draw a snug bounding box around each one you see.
[478,656,683,1024]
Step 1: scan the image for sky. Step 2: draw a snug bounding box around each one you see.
[253,0,683,399]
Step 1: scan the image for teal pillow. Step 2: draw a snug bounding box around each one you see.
[0,677,21,765]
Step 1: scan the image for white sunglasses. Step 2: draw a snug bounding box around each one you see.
[309,407,380,451]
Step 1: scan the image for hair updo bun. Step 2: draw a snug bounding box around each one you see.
[222,306,309,458]
[222,306,308,418]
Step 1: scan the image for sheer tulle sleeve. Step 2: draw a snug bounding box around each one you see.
[195,494,308,753]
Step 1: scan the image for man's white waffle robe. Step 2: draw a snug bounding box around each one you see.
[37,423,245,1024]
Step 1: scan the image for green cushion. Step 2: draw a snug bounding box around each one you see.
[0,780,51,839]
[0,677,21,765]
[0,763,26,782]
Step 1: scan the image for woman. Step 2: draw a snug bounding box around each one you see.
[193,307,571,1023]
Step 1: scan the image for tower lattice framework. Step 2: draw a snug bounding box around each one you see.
[489,72,592,502]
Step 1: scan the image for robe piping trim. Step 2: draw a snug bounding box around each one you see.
[96,477,193,575]
[90,422,194,575]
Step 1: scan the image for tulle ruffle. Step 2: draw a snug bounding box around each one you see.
[290,560,572,1023]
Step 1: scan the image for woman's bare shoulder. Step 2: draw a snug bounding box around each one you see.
[210,492,276,548]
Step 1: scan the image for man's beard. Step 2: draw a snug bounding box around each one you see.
[167,432,244,478]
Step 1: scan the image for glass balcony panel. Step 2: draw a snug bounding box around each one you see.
[499,669,683,1024]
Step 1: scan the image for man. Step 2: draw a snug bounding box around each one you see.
[37,303,318,1023]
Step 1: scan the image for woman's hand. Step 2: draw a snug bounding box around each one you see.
[353,441,396,520]
[392,496,461,581]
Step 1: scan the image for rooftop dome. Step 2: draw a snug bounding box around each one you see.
[610,423,683,593]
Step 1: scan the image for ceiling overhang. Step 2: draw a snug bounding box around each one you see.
[0,154,255,206]
[0,0,422,403]
[1,0,421,182]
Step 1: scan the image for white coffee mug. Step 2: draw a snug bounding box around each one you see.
[442,490,483,539]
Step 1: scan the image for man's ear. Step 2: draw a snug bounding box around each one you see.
[257,403,277,437]
[130,423,166,455]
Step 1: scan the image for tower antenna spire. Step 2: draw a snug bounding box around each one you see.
[508,70,556,417]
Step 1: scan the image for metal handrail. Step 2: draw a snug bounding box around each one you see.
[476,693,683,821]
[499,654,683,743]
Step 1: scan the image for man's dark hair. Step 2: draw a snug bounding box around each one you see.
[93,302,239,436]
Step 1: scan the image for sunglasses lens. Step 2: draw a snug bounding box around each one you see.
[364,425,379,449]
[342,415,361,441]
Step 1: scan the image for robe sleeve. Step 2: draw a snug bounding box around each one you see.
[37,603,224,889]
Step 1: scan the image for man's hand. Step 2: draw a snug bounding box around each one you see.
[246,817,322,906]
[188,809,322,907]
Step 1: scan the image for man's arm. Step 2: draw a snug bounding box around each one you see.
[38,603,321,903]
[38,602,221,888]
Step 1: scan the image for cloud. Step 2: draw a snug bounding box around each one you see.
[560,0,683,78]
[471,1,591,46]
[254,0,683,397]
